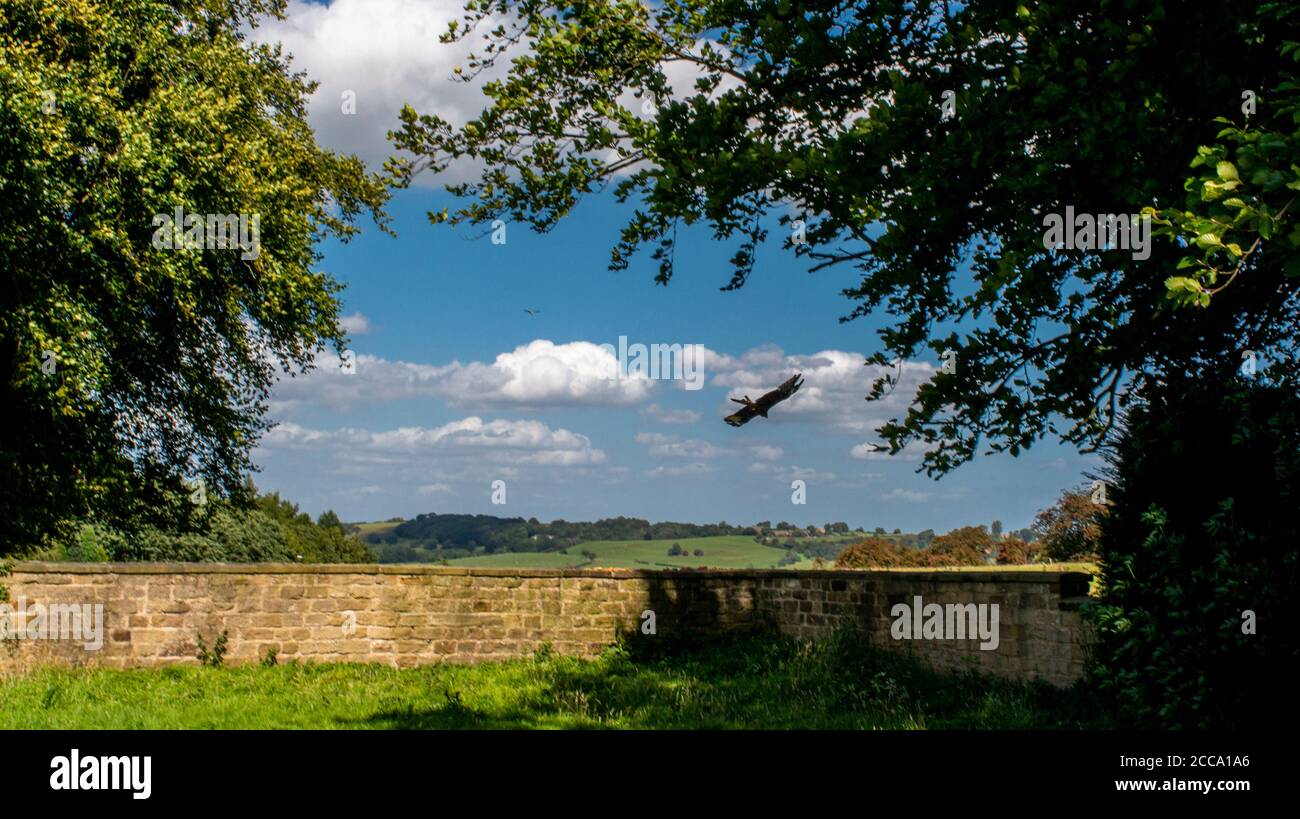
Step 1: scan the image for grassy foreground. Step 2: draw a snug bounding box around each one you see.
[0,632,1109,729]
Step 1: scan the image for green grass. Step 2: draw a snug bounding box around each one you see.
[0,631,1109,729]
[445,551,588,569]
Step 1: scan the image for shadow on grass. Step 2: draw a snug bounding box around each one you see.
[344,628,1112,730]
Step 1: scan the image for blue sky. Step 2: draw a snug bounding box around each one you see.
[249,0,1098,531]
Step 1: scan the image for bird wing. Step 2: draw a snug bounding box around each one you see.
[758,373,803,409]
[723,403,759,427]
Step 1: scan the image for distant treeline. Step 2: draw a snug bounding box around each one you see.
[379,514,751,554]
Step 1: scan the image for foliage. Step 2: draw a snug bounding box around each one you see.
[0,0,390,551]
[254,493,375,563]
[1033,487,1106,561]
[836,526,1041,567]
[196,629,229,669]
[1150,3,1300,309]
[391,0,1300,476]
[34,487,374,563]
[836,537,907,569]
[1088,373,1300,729]
[925,526,995,566]
[996,536,1043,566]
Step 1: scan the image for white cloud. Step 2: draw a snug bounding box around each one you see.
[880,488,930,503]
[634,431,726,459]
[749,444,784,461]
[417,482,452,495]
[251,0,519,182]
[704,345,935,436]
[641,403,701,425]
[645,462,715,478]
[850,442,886,459]
[272,340,934,437]
[271,339,652,412]
[261,416,605,466]
[256,3,754,189]
[340,312,372,336]
[748,462,837,483]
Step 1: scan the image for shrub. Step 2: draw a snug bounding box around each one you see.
[196,630,229,669]
[923,526,994,566]
[996,537,1043,565]
[1089,374,1300,729]
[1034,488,1105,561]
[836,537,907,568]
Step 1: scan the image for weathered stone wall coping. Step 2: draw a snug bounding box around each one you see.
[7,561,1093,587]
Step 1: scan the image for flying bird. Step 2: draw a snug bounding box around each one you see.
[724,373,804,427]
[523,308,541,316]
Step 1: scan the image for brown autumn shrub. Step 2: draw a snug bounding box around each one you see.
[996,536,1043,565]
[835,537,907,568]
[921,525,995,566]
[1033,487,1105,561]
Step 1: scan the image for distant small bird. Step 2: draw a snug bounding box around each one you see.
[724,373,804,427]
[524,308,541,316]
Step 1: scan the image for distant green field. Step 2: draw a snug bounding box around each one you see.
[345,523,1079,574]
[449,535,810,569]
[350,521,403,539]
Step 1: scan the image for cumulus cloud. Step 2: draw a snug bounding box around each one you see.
[880,488,930,503]
[849,442,890,459]
[634,432,726,459]
[704,344,935,436]
[749,444,784,461]
[261,416,605,466]
[748,462,837,483]
[340,312,372,336]
[271,339,653,412]
[272,339,934,438]
[251,0,517,182]
[255,2,752,188]
[645,462,715,478]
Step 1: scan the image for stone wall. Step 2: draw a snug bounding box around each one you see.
[0,563,1094,686]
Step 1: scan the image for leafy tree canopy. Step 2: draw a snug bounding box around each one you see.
[390,0,1300,474]
[1,0,389,550]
